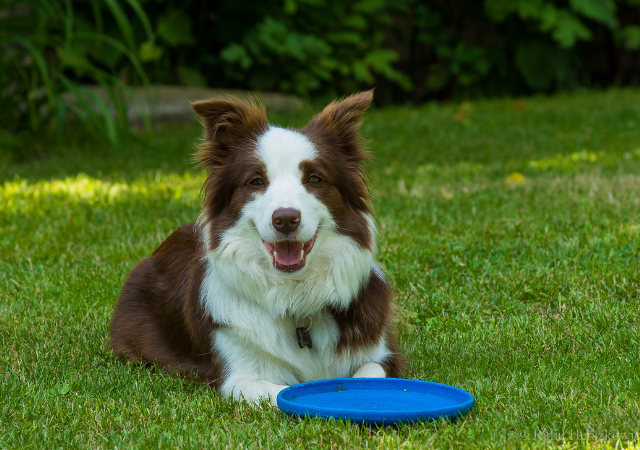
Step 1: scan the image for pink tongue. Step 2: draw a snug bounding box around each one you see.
[274,241,304,266]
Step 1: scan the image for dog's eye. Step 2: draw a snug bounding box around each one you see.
[250,178,264,187]
[308,176,321,184]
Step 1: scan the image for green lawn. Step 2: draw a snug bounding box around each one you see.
[1,89,640,449]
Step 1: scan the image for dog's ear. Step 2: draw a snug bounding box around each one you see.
[302,90,373,155]
[191,97,268,168]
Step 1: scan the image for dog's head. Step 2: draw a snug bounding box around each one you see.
[192,92,375,278]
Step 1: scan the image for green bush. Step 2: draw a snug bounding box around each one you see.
[382,0,640,102]
[217,0,412,97]
[192,0,640,102]
[103,0,640,101]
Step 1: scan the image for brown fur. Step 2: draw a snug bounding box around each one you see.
[109,223,224,386]
[328,270,404,377]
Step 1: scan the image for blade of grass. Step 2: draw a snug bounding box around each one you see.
[53,74,101,132]
[12,37,55,128]
[112,79,152,134]
[62,0,73,47]
[75,31,152,132]
[56,73,118,145]
[89,0,104,37]
[54,96,66,143]
[102,0,135,50]
[99,80,127,128]
[75,31,149,86]
[121,0,153,41]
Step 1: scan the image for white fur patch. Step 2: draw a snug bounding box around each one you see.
[353,362,386,378]
[257,127,317,179]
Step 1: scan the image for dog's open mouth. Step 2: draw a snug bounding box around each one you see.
[262,231,318,273]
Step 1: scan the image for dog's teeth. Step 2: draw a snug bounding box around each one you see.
[273,251,277,261]
[301,250,304,259]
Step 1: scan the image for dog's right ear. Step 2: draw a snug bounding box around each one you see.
[302,90,373,157]
[191,97,269,167]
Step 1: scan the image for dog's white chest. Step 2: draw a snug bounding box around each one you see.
[213,311,362,384]
[200,235,388,391]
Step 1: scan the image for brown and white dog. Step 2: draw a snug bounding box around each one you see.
[109,91,402,405]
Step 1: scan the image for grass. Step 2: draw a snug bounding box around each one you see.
[1,88,640,449]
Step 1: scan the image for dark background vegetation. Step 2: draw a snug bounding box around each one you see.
[1,0,640,149]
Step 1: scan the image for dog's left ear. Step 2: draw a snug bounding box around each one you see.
[303,91,373,155]
[191,97,268,155]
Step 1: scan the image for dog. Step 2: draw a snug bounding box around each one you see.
[109,91,402,405]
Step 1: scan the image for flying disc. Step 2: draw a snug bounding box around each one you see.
[277,378,474,426]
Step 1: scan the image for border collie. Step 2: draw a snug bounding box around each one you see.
[109,91,402,405]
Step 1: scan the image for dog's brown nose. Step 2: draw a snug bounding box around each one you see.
[272,208,301,234]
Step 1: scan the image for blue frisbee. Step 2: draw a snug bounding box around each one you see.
[277,378,474,426]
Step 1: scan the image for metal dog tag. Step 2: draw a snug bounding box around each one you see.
[296,327,313,349]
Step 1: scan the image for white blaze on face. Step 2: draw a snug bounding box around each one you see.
[245,127,333,248]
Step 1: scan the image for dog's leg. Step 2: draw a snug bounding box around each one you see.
[221,378,288,406]
[353,362,386,378]
[215,330,294,406]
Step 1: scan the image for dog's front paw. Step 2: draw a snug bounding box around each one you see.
[352,362,386,378]
[224,380,289,407]
[266,383,288,406]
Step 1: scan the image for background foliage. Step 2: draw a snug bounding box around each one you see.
[0,0,153,151]
[126,0,640,101]
[1,0,640,145]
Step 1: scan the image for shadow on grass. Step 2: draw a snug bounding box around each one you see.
[0,107,317,184]
[0,124,203,183]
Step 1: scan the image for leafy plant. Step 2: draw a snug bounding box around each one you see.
[218,0,413,98]
[0,0,152,154]
[483,0,640,91]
